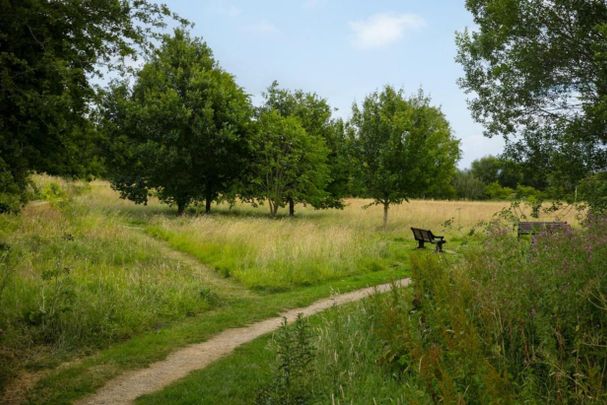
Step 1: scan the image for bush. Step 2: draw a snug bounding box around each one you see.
[302,218,607,402]
[484,181,515,200]
[579,172,607,214]
[367,218,607,402]
[256,314,315,404]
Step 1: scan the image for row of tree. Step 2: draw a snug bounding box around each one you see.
[2,1,605,216]
[100,30,461,224]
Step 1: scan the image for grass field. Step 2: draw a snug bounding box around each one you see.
[0,176,583,403]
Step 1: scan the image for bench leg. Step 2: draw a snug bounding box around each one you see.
[417,240,425,249]
[435,242,444,253]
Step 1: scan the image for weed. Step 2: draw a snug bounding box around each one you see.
[256,314,315,404]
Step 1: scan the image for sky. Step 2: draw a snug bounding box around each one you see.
[164,0,505,168]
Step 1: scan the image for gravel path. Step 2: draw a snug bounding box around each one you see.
[77,278,411,405]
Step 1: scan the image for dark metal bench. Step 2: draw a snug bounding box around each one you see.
[517,221,571,240]
[411,227,446,252]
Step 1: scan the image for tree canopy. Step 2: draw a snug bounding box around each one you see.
[0,0,182,212]
[456,0,607,193]
[258,82,347,212]
[247,109,330,216]
[350,86,461,227]
[101,29,252,215]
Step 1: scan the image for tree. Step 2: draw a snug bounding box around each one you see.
[350,87,461,227]
[456,0,607,193]
[0,0,182,212]
[579,172,607,214]
[260,82,348,214]
[470,156,522,189]
[101,30,252,215]
[248,110,330,216]
[453,169,486,200]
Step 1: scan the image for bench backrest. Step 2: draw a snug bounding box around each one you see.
[518,221,570,235]
[411,227,433,242]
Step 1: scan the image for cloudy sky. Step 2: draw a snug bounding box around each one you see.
[165,0,505,168]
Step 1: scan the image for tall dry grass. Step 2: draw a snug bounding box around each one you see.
[144,190,581,290]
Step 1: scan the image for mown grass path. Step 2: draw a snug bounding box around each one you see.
[77,278,411,405]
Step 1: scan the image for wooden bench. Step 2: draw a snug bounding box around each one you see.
[411,227,446,252]
[517,221,571,240]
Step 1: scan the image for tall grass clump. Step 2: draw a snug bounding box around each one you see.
[349,218,605,402]
[272,217,606,403]
[146,216,402,290]
[0,182,219,390]
[256,314,315,405]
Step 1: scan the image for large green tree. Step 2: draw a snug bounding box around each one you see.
[260,82,349,214]
[101,30,252,215]
[0,0,182,212]
[350,87,461,227]
[247,110,330,217]
[456,0,607,194]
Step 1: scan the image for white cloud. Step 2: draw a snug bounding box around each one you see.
[246,21,279,34]
[349,13,426,49]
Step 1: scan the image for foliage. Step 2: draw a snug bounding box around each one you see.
[357,219,607,402]
[0,0,182,210]
[470,155,523,189]
[246,109,330,217]
[0,200,218,393]
[456,0,607,192]
[256,314,315,405]
[253,82,344,214]
[452,169,486,200]
[484,181,514,200]
[350,86,461,226]
[101,29,252,215]
[579,172,607,214]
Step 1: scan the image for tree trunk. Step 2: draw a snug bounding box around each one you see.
[288,197,295,217]
[205,196,212,214]
[383,202,389,229]
[177,201,186,216]
[269,200,277,217]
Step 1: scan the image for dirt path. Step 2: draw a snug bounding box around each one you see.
[77,278,411,405]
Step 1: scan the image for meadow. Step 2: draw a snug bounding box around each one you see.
[0,176,582,403]
[140,218,607,404]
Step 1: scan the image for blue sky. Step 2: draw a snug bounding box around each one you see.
[165,0,504,168]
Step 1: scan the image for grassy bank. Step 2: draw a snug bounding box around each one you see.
[0,177,582,402]
[140,216,607,404]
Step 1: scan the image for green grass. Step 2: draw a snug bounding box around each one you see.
[1,177,520,403]
[145,222,409,291]
[139,217,607,404]
[136,292,430,405]
[25,269,403,404]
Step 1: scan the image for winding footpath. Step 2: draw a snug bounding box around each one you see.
[77,278,411,405]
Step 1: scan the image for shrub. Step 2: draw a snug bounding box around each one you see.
[484,181,515,200]
[302,217,607,402]
[368,218,607,402]
[256,314,315,404]
[579,172,607,214]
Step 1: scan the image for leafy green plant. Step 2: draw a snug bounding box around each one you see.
[256,314,315,404]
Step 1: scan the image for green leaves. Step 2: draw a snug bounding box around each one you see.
[101,29,253,215]
[457,0,607,194]
[350,86,461,225]
[248,109,330,216]
[0,0,183,210]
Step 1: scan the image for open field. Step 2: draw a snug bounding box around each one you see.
[0,177,584,403]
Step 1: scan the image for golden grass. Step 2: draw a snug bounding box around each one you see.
[20,178,582,290]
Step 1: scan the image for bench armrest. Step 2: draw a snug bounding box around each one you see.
[433,235,445,240]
